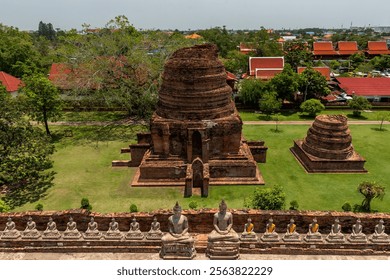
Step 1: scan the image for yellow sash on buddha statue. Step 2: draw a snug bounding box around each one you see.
[311,223,318,233]
[267,223,275,233]
[246,223,254,233]
[289,224,296,233]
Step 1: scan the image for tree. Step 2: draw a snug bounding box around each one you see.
[259,91,282,119]
[238,78,270,108]
[357,181,385,212]
[300,98,325,117]
[298,67,330,100]
[222,50,249,75]
[284,40,313,69]
[377,111,390,131]
[22,74,63,135]
[348,95,372,117]
[245,185,286,210]
[0,86,55,209]
[270,64,300,101]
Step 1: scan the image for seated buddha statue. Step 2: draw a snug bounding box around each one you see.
[207,200,239,242]
[283,218,300,241]
[240,218,257,240]
[161,202,193,244]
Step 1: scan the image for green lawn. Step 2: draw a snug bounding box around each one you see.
[239,109,389,122]
[60,111,128,122]
[13,124,390,213]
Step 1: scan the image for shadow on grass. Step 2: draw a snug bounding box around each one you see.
[298,114,315,120]
[269,128,283,133]
[371,127,388,132]
[346,113,368,120]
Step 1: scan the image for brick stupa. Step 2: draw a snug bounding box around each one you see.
[113,44,266,196]
[290,115,366,173]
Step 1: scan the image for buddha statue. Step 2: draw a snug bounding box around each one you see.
[83,217,102,239]
[261,218,279,241]
[208,200,239,242]
[21,216,40,239]
[348,218,367,243]
[105,217,123,239]
[42,217,61,239]
[63,216,81,239]
[146,216,163,240]
[326,218,345,242]
[206,200,239,259]
[371,219,389,243]
[283,218,300,241]
[125,217,144,240]
[240,218,257,240]
[304,218,323,242]
[160,202,195,259]
[1,217,20,239]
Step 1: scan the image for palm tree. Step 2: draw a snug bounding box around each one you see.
[358,181,385,212]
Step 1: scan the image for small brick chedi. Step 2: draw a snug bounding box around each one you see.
[114,44,266,196]
[291,114,366,173]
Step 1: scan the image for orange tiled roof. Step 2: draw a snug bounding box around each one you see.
[0,71,22,92]
[337,77,390,96]
[297,67,331,81]
[255,69,283,80]
[367,41,390,55]
[313,41,338,55]
[337,41,360,55]
[249,57,284,76]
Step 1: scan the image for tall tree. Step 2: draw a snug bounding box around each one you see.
[270,63,300,101]
[298,67,330,100]
[358,181,385,212]
[284,40,313,69]
[0,86,55,209]
[22,74,62,135]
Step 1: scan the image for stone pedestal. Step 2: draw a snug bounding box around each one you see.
[146,232,163,240]
[42,231,61,239]
[104,231,123,240]
[348,234,367,243]
[261,232,280,242]
[160,242,196,260]
[240,233,258,241]
[326,233,345,243]
[206,241,240,260]
[83,231,102,240]
[63,230,82,240]
[370,234,389,244]
[283,233,301,242]
[21,230,41,239]
[304,234,323,242]
[0,230,20,239]
[125,231,144,240]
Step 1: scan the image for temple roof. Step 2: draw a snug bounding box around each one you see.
[336,77,390,96]
[0,71,22,92]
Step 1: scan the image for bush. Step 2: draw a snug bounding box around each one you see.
[129,203,138,213]
[300,98,325,117]
[348,96,372,117]
[245,185,286,210]
[289,200,299,210]
[188,201,198,210]
[80,198,92,211]
[0,199,10,213]
[35,203,44,211]
[341,202,352,212]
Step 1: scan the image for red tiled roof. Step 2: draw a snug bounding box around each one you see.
[313,41,338,55]
[239,43,256,54]
[367,41,390,55]
[337,41,360,55]
[0,71,22,92]
[255,69,283,80]
[226,71,237,81]
[297,67,331,81]
[336,77,390,96]
[249,57,284,76]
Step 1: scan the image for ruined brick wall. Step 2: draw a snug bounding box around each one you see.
[1,209,389,235]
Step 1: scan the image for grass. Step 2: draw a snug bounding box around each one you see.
[60,111,128,122]
[239,109,389,122]
[12,123,390,213]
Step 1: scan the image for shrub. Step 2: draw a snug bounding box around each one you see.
[300,98,325,117]
[0,199,10,213]
[245,185,286,210]
[188,201,198,210]
[35,203,44,211]
[80,198,92,211]
[289,200,299,210]
[341,202,352,212]
[348,96,372,117]
[129,203,138,213]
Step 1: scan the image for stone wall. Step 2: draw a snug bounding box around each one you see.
[1,209,389,235]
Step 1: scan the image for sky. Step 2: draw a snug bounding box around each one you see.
[1,0,389,31]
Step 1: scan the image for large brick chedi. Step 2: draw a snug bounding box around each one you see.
[290,115,366,173]
[115,44,265,196]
